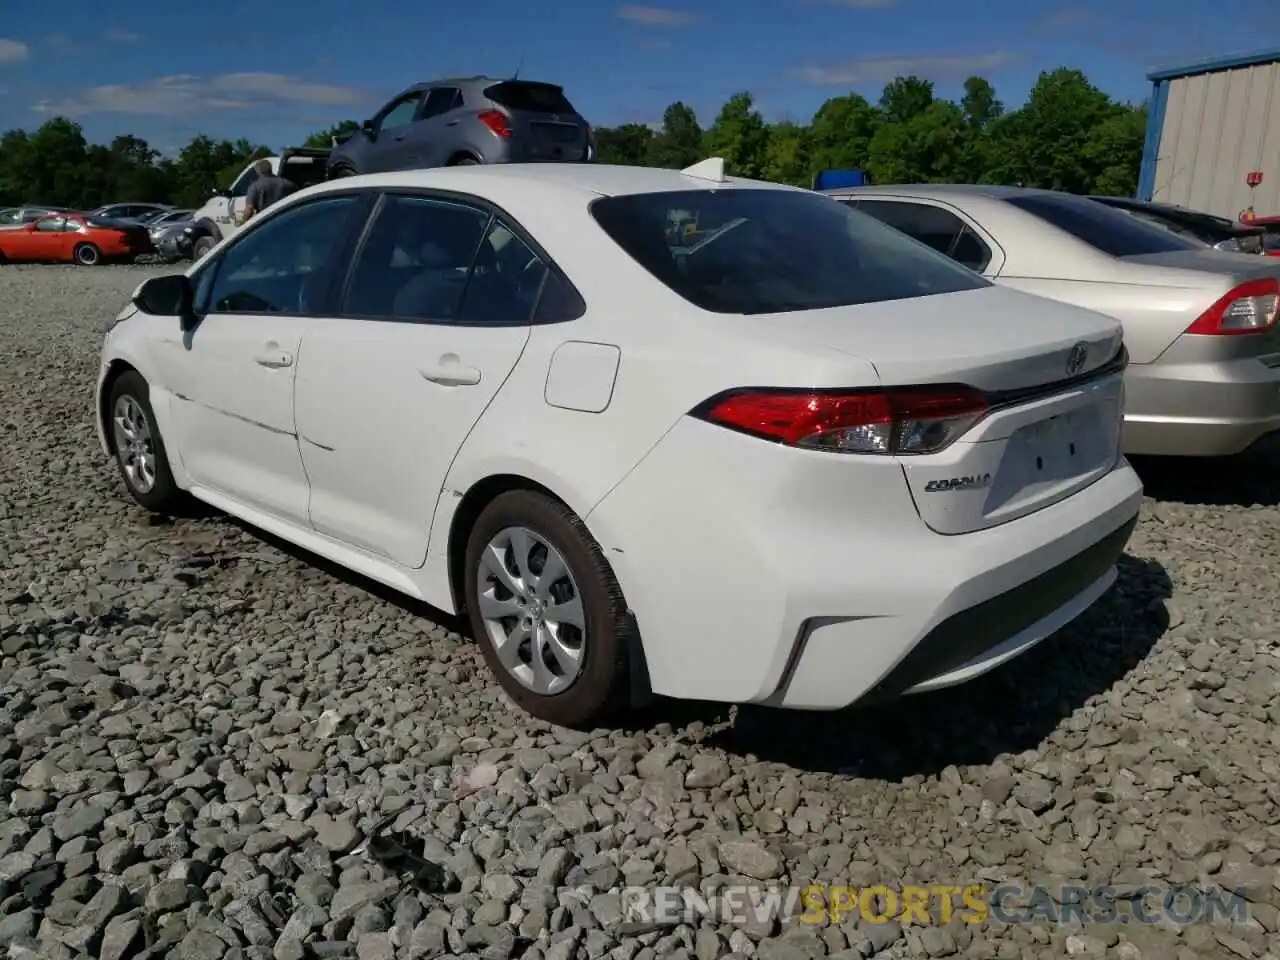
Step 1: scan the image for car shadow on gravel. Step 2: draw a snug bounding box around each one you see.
[680,553,1173,779]
[1130,445,1280,507]
[218,516,470,635]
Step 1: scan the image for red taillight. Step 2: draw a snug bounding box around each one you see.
[692,387,990,455]
[1185,278,1280,336]
[478,110,512,138]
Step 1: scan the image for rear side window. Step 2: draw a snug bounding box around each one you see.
[1007,193,1202,257]
[590,189,989,315]
[484,81,576,114]
[855,199,992,272]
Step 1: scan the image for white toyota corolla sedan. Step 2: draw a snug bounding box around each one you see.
[96,159,1144,728]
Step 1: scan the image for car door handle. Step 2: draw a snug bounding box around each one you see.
[420,359,480,386]
[446,120,459,127]
[253,350,293,369]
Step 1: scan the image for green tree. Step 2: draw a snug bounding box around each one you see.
[807,93,879,175]
[762,121,810,186]
[702,92,770,179]
[866,101,969,184]
[879,76,934,125]
[595,123,654,165]
[960,76,1003,129]
[645,102,703,169]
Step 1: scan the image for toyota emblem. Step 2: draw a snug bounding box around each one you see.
[1066,342,1089,376]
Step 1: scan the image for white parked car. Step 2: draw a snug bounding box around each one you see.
[96,160,1143,727]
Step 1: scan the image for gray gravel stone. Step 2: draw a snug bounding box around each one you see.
[2,265,1280,960]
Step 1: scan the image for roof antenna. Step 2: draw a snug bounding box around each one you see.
[512,54,523,80]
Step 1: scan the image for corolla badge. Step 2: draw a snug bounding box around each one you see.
[924,473,992,493]
[1066,342,1089,376]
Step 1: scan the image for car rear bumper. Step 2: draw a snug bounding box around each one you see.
[585,417,1144,710]
[1122,346,1280,456]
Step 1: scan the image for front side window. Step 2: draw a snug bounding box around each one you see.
[1007,193,1203,257]
[35,217,66,233]
[378,94,422,132]
[343,194,491,321]
[590,188,989,315]
[855,199,992,272]
[205,195,360,314]
[228,167,260,199]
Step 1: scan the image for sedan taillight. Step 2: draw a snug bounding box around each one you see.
[1185,278,1280,336]
[690,387,990,455]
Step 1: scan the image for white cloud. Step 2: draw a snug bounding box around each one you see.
[796,51,1020,85]
[615,5,696,27]
[33,72,368,116]
[104,28,141,43]
[0,38,29,64]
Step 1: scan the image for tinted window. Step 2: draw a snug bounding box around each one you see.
[457,221,547,325]
[1007,193,1202,257]
[533,270,586,323]
[228,167,259,199]
[855,199,992,272]
[206,196,359,315]
[35,217,65,232]
[590,189,988,315]
[379,94,421,131]
[484,81,575,114]
[422,87,463,118]
[343,195,491,321]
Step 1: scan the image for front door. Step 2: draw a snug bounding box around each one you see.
[26,217,69,260]
[163,193,366,525]
[294,193,542,566]
[368,93,425,172]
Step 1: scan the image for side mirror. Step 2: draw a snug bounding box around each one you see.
[361,118,377,140]
[132,274,195,327]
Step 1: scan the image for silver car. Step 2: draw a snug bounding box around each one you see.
[825,184,1280,458]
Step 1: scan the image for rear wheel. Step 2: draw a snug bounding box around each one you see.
[108,371,184,514]
[73,243,101,266]
[451,156,480,166]
[463,490,635,728]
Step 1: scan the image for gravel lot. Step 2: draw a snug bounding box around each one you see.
[2,264,1279,960]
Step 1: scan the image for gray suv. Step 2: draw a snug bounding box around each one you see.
[327,76,595,176]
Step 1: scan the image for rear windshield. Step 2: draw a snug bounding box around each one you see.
[1008,193,1203,257]
[589,189,990,315]
[484,81,576,114]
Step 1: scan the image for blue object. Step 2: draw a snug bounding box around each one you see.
[812,169,869,190]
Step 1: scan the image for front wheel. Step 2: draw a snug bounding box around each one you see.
[463,491,635,728]
[191,236,216,260]
[73,243,101,266]
[108,371,184,514]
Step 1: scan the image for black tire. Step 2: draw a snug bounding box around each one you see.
[330,163,357,178]
[192,236,216,260]
[451,156,480,166]
[73,243,101,266]
[463,490,634,728]
[107,371,184,514]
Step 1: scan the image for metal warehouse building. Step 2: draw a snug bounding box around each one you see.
[1138,47,1280,219]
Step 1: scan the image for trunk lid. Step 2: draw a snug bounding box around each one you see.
[751,285,1127,535]
[1120,248,1280,285]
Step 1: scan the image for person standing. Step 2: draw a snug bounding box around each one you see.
[240,158,297,223]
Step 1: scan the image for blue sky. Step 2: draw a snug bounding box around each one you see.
[0,0,1276,154]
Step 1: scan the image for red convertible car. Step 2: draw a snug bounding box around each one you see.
[0,213,152,265]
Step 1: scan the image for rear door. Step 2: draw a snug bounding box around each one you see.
[412,86,465,167]
[294,192,542,567]
[849,197,1004,277]
[484,81,590,162]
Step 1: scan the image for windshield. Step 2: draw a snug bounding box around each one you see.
[1009,193,1204,257]
[589,188,990,315]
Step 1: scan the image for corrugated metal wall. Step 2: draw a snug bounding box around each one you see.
[1152,60,1280,218]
